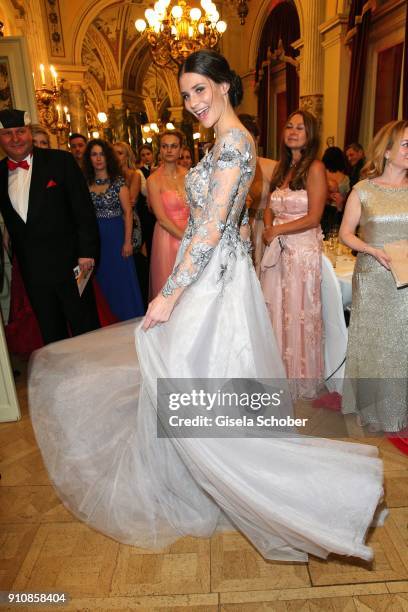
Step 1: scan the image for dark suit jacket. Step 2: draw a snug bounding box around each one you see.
[0,147,99,286]
[349,158,365,188]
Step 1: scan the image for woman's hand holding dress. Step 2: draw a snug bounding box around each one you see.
[143,131,253,329]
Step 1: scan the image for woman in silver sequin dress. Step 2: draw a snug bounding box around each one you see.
[340,120,408,432]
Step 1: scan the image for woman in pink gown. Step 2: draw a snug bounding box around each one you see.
[260,110,327,399]
[147,131,189,299]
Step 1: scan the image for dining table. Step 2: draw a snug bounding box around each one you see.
[333,255,355,308]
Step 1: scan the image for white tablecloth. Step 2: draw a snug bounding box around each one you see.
[321,255,349,392]
[334,256,355,307]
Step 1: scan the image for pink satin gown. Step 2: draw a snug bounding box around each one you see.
[260,187,323,399]
[149,191,189,299]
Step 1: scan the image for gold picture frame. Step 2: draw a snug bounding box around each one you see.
[0,36,38,121]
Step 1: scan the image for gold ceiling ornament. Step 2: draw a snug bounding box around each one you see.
[135,0,227,68]
[234,0,249,25]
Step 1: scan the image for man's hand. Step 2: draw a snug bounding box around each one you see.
[78,257,95,273]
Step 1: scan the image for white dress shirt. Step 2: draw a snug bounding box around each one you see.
[137,168,147,197]
[8,154,33,223]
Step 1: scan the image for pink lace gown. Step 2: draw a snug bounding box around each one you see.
[149,191,189,299]
[260,188,323,399]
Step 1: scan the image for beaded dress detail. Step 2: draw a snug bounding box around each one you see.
[91,177,124,219]
[343,179,408,432]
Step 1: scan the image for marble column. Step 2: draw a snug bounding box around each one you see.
[295,0,325,123]
[107,105,129,142]
[319,14,350,147]
[67,84,88,137]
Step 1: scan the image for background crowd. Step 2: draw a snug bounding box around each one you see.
[1,108,407,438]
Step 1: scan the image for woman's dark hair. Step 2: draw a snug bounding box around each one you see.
[345,142,364,154]
[69,132,87,144]
[137,144,153,164]
[238,114,260,139]
[138,143,153,155]
[322,146,348,173]
[179,50,243,108]
[83,139,121,184]
[270,109,321,191]
[181,145,193,158]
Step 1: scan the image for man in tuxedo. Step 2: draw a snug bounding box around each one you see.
[68,133,87,167]
[345,143,366,188]
[135,144,156,306]
[0,108,100,344]
[137,144,156,256]
[138,144,154,178]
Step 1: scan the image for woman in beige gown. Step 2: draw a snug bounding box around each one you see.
[238,114,276,275]
[340,120,408,433]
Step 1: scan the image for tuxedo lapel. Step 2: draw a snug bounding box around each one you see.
[27,148,47,225]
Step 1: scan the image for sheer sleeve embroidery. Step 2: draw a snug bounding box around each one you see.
[162,130,254,296]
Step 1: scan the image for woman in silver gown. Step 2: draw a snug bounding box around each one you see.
[29,51,385,563]
[340,120,408,433]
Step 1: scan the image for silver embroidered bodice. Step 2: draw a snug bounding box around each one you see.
[162,129,255,296]
[91,177,125,219]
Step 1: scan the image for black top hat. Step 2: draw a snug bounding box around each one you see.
[0,109,31,129]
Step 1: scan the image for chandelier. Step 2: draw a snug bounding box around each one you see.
[135,0,227,68]
[35,64,70,147]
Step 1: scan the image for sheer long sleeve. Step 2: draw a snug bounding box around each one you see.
[162,131,254,296]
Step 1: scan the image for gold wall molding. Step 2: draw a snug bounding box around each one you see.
[296,0,324,98]
[247,0,305,71]
[300,93,323,123]
[320,12,350,150]
[44,0,65,57]
[86,24,119,89]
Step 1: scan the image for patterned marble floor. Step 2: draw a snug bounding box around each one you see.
[1,365,408,611]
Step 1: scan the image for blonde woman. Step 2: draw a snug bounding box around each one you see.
[31,124,50,148]
[146,130,189,299]
[340,120,408,433]
[113,141,142,206]
[238,114,277,276]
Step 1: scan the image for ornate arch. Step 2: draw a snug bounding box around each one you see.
[72,0,118,64]
[248,0,303,69]
[144,97,155,123]
[0,0,22,35]
[84,72,107,113]
[86,24,120,89]
[122,36,149,90]
[133,51,154,98]
[121,17,181,107]
[127,52,178,118]
[161,69,182,107]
